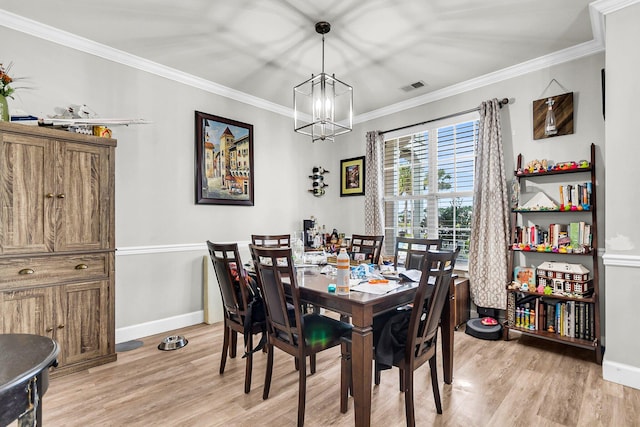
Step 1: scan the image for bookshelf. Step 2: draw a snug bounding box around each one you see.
[504,143,601,364]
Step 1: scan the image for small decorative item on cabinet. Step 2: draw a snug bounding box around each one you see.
[309,166,328,197]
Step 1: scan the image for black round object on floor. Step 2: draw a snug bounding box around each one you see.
[465,318,503,340]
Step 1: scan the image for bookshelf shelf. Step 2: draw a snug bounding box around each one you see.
[512,209,592,213]
[505,143,602,364]
[509,249,594,256]
[508,326,597,350]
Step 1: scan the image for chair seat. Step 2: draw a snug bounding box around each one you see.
[275,313,352,350]
[303,314,352,350]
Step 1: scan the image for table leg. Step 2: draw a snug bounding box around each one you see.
[350,312,373,427]
[441,288,454,384]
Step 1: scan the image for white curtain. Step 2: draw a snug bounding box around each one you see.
[469,99,509,310]
[364,131,384,236]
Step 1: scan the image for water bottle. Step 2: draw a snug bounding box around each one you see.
[336,247,350,295]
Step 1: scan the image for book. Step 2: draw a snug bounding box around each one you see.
[569,223,580,248]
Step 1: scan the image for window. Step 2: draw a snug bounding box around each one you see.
[383,113,479,263]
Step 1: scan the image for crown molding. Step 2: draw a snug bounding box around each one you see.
[4,3,639,123]
[355,38,604,124]
[0,9,291,118]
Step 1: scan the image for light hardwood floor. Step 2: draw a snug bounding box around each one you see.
[37,322,640,427]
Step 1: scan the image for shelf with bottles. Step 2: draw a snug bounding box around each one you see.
[308,166,329,197]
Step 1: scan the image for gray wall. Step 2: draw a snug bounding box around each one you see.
[4,3,640,389]
[1,26,339,340]
[602,2,640,388]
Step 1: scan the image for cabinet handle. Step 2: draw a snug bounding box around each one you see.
[18,268,35,275]
[57,193,66,199]
[57,324,65,329]
[75,264,88,270]
[46,193,54,198]
[46,327,53,332]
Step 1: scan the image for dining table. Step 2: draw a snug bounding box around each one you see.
[297,272,455,427]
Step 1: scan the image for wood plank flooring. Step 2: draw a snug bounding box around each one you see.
[34,322,640,427]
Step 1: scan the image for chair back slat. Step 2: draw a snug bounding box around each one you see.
[250,245,301,348]
[350,234,384,264]
[406,248,460,362]
[251,234,291,248]
[207,241,250,317]
[394,237,442,270]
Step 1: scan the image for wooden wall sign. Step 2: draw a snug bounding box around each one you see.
[532,92,573,140]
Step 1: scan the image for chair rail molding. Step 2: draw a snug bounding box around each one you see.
[602,253,640,268]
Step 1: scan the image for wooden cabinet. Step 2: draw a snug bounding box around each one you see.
[0,122,116,376]
[504,143,601,364]
[451,277,470,329]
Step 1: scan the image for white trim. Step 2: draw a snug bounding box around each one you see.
[116,241,252,256]
[591,0,640,16]
[355,39,604,124]
[116,243,205,256]
[602,253,640,268]
[603,356,640,390]
[3,3,637,124]
[115,310,206,343]
[0,10,291,118]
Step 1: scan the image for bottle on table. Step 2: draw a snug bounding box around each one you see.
[336,247,350,295]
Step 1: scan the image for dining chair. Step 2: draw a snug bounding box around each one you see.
[342,248,460,426]
[249,245,352,427]
[393,237,442,270]
[251,234,291,248]
[349,234,384,264]
[206,241,266,394]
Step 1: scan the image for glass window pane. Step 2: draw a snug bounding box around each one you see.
[437,196,473,261]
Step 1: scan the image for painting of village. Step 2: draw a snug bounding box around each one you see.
[195,112,254,205]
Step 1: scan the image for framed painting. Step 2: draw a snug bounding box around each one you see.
[340,156,365,197]
[195,111,254,205]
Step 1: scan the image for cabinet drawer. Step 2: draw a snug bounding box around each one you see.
[0,254,109,289]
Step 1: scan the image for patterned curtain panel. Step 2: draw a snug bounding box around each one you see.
[364,131,384,237]
[469,99,509,310]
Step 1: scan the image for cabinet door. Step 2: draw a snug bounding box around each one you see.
[0,133,56,254]
[0,287,55,337]
[55,142,111,252]
[57,280,111,365]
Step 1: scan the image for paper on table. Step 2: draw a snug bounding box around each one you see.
[399,269,422,282]
[351,279,402,295]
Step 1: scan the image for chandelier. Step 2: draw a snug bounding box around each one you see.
[294,21,353,142]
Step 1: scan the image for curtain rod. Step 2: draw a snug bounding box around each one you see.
[378,97,509,135]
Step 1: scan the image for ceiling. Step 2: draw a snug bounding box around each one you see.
[1,0,600,117]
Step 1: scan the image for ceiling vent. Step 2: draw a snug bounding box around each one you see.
[401,81,427,92]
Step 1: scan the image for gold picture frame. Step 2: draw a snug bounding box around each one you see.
[340,156,365,197]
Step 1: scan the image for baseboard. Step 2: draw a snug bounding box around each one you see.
[115,310,207,343]
[602,355,640,390]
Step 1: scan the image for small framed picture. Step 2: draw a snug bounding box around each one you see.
[340,156,365,197]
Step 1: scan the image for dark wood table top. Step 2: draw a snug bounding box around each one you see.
[297,273,419,317]
[0,334,59,393]
[0,334,59,426]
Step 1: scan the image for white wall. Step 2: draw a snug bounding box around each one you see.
[6,16,635,390]
[1,26,341,341]
[602,2,640,389]
[339,54,606,243]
